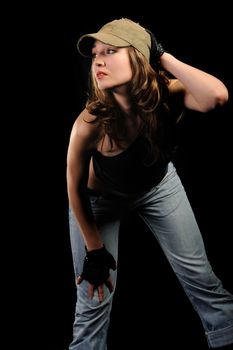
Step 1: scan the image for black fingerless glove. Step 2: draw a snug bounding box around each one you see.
[155,43,165,58]
[146,29,165,66]
[81,245,116,286]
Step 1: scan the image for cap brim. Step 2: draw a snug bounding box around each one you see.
[77,33,131,57]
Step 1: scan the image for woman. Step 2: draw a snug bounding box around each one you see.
[66,18,233,349]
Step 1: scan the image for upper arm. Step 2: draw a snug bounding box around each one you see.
[66,109,100,191]
[168,78,218,112]
[168,79,186,122]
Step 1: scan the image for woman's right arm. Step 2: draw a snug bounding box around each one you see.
[66,109,103,251]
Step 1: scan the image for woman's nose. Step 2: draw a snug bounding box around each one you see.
[94,57,106,67]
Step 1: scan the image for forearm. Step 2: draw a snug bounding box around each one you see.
[160,52,228,111]
[69,189,103,250]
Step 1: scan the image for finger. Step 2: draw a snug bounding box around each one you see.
[111,263,117,271]
[111,259,117,270]
[98,285,104,303]
[88,283,94,299]
[105,278,114,293]
[76,276,83,285]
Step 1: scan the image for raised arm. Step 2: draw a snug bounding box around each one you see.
[161,52,229,112]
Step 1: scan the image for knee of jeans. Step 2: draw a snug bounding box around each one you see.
[178,264,222,292]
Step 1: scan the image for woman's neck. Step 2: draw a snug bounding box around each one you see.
[112,91,132,115]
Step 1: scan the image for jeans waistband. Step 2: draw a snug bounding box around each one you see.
[87,164,169,199]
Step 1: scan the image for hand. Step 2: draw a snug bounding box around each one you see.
[77,245,117,302]
[146,29,165,62]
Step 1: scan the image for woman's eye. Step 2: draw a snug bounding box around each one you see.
[107,49,116,54]
[91,48,116,58]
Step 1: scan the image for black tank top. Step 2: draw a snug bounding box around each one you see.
[92,135,169,195]
[92,91,184,194]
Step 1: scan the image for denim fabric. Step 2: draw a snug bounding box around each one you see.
[68,162,233,349]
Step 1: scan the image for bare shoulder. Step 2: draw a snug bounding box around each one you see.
[70,109,102,150]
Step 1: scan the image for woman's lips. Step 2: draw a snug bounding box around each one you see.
[96,71,108,79]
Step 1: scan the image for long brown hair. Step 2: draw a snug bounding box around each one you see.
[85,47,171,161]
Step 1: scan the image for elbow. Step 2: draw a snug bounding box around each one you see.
[216,87,229,106]
[200,86,229,113]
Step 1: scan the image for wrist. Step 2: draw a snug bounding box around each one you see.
[86,242,104,251]
[159,52,175,69]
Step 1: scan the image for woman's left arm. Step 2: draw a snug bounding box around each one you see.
[161,52,229,112]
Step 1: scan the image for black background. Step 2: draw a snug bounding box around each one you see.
[12,3,233,349]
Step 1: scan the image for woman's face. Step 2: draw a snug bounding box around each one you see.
[91,41,132,92]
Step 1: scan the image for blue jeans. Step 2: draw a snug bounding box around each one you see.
[68,162,233,349]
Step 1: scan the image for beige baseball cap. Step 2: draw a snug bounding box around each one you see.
[77,18,151,61]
